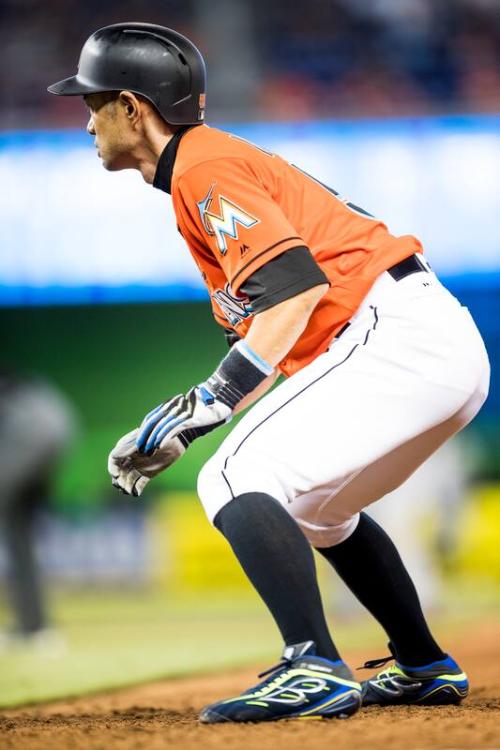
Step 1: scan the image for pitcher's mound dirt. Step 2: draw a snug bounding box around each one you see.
[2,620,499,750]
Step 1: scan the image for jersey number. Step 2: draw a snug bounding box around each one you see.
[291,164,376,219]
[230,132,376,220]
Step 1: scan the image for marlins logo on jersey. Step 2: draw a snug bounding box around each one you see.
[197,182,259,255]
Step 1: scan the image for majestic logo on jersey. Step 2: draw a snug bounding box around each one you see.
[197,183,259,255]
[212,283,253,326]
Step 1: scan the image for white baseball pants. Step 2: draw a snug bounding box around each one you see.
[197,263,490,547]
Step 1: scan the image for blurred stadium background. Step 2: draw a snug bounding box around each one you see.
[1,0,499,708]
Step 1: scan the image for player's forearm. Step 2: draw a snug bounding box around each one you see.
[244,283,329,369]
[219,284,328,416]
[233,370,280,415]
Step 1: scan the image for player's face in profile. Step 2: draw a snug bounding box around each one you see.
[84,93,137,171]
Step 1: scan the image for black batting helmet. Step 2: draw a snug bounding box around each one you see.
[47,22,206,125]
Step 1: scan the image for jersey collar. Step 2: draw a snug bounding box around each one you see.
[153,125,199,194]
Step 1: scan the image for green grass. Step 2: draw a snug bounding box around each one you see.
[1,586,499,708]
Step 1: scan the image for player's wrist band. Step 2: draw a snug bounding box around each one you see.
[204,340,274,410]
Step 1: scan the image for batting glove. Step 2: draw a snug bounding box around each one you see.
[136,385,232,455]
[136,340,274,456]
[108,428,186,496]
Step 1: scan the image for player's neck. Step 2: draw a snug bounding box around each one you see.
[133,132,174,185]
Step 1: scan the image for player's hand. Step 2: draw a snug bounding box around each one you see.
[108,428,186,496]
[136,385,232,455]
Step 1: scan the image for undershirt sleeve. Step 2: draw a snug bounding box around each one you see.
[240,246,329,313]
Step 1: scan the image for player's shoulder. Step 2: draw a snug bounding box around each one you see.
[173,125,272,188]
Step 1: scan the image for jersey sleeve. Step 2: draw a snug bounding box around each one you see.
[176,157,305,294]
[240,246,329,313]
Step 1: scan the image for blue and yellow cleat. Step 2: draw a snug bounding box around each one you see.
[199,641,362,723]
[360,653,469,707]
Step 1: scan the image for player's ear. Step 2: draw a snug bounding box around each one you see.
[118,91,141,125]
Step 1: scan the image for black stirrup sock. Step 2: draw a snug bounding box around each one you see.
[316,512,445,667]
[214,492,341,662]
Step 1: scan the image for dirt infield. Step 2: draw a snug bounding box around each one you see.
[2,620,499,750]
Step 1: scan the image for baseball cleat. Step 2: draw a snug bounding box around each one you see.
[199,641,362,723]
[360,652,469,706]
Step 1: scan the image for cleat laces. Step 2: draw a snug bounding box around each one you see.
[258,657,292,679]
[358,655,393,670]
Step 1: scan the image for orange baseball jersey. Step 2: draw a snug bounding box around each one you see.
[157,124,423,378]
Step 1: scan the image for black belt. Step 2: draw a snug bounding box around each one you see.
[387,253,428,281]
[334,254,429,340]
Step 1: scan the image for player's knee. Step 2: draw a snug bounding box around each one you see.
[197,451,290,525]
[297,514,360,548]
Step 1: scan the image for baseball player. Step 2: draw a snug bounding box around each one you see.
[48,23,490,723]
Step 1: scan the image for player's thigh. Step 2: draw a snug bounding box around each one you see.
[299,389,483,547]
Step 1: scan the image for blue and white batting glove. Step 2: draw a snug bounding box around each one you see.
[136,341,274,455]
[136,386,231,455]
